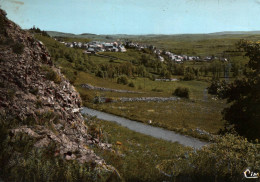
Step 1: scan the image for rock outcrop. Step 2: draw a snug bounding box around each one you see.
[0,9,118,180]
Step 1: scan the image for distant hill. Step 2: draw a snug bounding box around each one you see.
[47,31,76,37]
[47,30,260,41]
[210,31,260,35]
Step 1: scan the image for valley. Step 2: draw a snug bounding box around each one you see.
[32,30,259,181]
[1,1,260,181]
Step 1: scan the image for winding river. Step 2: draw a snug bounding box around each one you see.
[81,107,208,149]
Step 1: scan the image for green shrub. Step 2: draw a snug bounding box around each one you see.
[207,79,227,98]
[35,99,42,108]
[173,87,189,98]
[81,92,92,102]
[46,70,61,84]
[61,68,77,84]
[128,82,135,87]
[183,72,195,80]
[117,75,128,85]
[157,134,260,182]
[41,65,61,84]
[96,70,104,78]
[12,42,24,54]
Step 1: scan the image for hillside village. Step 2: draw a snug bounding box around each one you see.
[58,39,228,63]
[58,40,127,53]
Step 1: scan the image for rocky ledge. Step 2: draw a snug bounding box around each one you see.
[0,9,118,180]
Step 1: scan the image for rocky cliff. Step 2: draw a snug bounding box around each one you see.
[0,9,118,181]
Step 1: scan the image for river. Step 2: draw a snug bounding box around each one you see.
[81,107,208,149]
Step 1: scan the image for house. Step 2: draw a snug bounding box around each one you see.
[154,49,161,55]
[175,59,182,63]
[204,57,212,61]
[119,45,127,52]
[103,43,114,51]
[87,48,95,54]
[159,56,164,62]
[112,47,119,52]
[66,42,73,48]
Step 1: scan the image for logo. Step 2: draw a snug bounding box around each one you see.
[244,169,259,179]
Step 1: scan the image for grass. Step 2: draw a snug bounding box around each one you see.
[132,34,260,57]
[74,70,226,139]
[74,70,211,99]
[87,116,190,182]
[36,34,228,138]
[92,99,225,136]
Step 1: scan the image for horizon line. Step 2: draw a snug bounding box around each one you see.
[43,30,260,36]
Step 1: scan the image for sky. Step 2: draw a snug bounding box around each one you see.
[1,0,260,35]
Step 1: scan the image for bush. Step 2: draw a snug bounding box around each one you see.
[61,68,77,84]
[95,70,104,78]
[46,69,61,84]
[173,87,189,98]
[156,134,260,182]
[12,42,24,54]
[117,75,128,85]
[128,82,135,87]
[81,92,92,102]
[41,65,61,84]
[207,79,227,98]
[183,72,195,81]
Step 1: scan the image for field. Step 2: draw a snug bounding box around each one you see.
[36,33,253,138]
[74,71,225,139]
[87,116,190,182]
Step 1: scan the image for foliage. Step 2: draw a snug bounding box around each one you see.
[157,134,260,182]
[91,117,187,182]
[207,79,228,98]
[41,65,61,84]
[0,116,113,182]
[29,26,50,37]
[173,87,190,98]
[117,75,128,85]
[12,42,24,54]
[183,67,195,80]
[61,68,77,84]
[95,70,104,78]
[221,40,260,140]
[128,82,135,87]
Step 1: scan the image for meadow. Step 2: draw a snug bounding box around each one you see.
[36,33,252,138]
[74,71,225,139]
[86,115,191,182]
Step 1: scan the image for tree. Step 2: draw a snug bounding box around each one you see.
[183,67,195,80]
[157,134,260,181]
[222,40,260,140]
[172,87,190,98]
